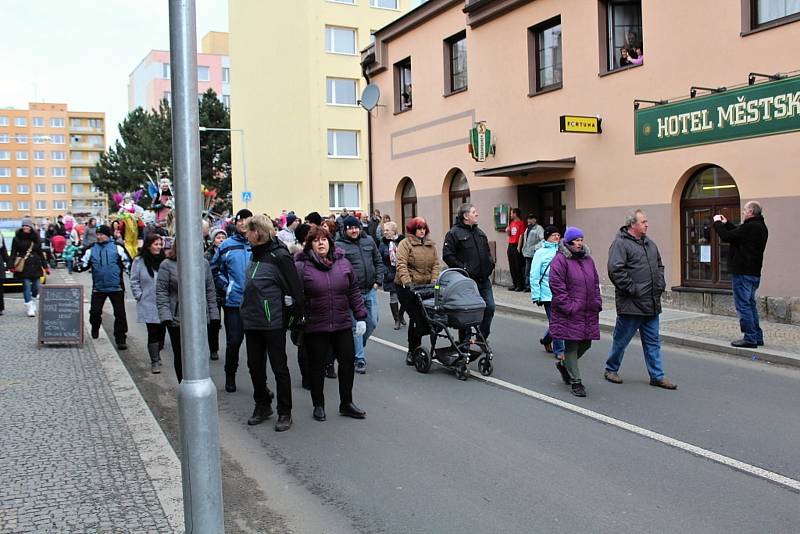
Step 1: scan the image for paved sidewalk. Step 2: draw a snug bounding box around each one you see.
[494,285,800,367]
[0,293,183,533]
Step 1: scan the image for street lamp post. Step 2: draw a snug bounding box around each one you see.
[199,126,248,209]
[168,1,225,532]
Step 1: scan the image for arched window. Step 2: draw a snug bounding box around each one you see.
[401,178,417,229]
[448,170,470,225]
[681,165,740,289]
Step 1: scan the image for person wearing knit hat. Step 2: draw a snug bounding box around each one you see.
[530,225,564,357]
[341,215,361,231]
[547,225,601,397]
[21,217,34,229]
[234,208,253,222]
[97,225,113,238]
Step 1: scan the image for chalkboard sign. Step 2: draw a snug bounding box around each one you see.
[38,285,84,346]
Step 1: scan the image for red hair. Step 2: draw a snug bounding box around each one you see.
[406,217,429,236]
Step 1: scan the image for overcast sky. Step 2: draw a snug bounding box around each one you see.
[2,0,228,147]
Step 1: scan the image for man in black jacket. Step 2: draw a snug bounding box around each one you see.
[442,203,496,341]
[604,210,677,390]
[713,201,769,348]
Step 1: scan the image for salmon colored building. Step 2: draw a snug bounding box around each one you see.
[362,0,800,322]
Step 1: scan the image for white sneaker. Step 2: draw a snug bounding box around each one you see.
[26,301,35,317]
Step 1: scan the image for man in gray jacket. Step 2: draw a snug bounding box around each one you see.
[604,209,677,390]
[335,215,385,374]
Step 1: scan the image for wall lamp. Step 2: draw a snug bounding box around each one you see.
[690,86,727,99]
[748,72,785,86]
[633,99,668,110]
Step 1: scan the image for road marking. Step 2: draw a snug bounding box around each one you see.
[372,336,800,493]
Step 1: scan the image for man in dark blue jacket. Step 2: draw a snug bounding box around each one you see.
[212,209,254,392]
[80,225,131,350]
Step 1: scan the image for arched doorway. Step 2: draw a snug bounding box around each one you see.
[448,169,470,225]
[681,165,740,289]
[400,178,417,228]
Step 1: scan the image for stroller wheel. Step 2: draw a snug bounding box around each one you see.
[414,348,432,374]
[455,362,470,381]
[478,357,494,377]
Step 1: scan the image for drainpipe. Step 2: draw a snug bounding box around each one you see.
[362,64,374,216]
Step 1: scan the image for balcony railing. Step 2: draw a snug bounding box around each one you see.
[70,142,105,150]
[68,126,104,134]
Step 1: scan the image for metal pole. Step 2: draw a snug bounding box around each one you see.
[168,1,225,532]
[239,129,249,209]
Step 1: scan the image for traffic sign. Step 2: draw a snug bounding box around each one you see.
[241,191,252,202]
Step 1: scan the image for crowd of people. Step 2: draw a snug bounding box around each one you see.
[1,199,768,422]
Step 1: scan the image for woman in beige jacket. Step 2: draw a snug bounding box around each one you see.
[395,217,440,365]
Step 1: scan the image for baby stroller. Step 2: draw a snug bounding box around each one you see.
[411,268,494,380]
[48,234,67,269]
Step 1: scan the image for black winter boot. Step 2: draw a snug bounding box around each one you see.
[247,402,273,425]
[148,343,161,374]
[390,302,402,330]
[225,373,236,393]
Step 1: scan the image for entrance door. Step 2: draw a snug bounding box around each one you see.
[517,182,566,230]
[681,166,740,289]
[400,178,417,229]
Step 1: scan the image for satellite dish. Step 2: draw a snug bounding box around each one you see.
[360,84,380,111]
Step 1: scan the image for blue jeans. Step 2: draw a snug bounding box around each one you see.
[351,287,378,362]
[605,314,664,380]
[22,278,40,303]
[459,278,495,342]
[731,274,763,344]
[542,302,565,355]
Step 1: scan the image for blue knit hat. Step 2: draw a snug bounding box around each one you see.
[342,215,361,229]
[563,226,584,244]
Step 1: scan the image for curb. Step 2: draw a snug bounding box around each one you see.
[494,301,800,369]
[86,306,185,533]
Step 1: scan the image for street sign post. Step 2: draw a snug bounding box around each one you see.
[241,191,252,203]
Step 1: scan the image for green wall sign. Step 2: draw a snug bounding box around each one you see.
[635,75,800,154]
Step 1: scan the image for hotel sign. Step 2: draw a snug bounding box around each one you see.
[560,115,602,134]
[635,75,800,154]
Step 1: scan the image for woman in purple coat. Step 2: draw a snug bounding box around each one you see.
[548,227,602,397]
[295,226,368,422]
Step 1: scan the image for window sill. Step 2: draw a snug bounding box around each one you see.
[598,63,643,78]
[325,51,359,57]
[327,103,360,108]
[528,83,562,97]
[741,12,800,36]
[369,6,400,11]
[393,108,412,115]
[444,87,468,98]
[327,155,361,159]
[670,285,733,295]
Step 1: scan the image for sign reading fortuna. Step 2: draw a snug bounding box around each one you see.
[635,75,800,154]
[469,121,496,162]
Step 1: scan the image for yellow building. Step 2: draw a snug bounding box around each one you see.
[229,0,426,217]
[0,103,106,223]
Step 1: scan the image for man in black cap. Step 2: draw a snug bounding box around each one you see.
[211,209,264,393]
[305,211,323,229]
[80,225,131,350]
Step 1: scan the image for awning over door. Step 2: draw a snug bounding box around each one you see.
[474,157,575,177]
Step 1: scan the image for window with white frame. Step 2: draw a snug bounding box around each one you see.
[70,118,82,128]
[53,200,67,210]
[326,78,358,105]
[198,66,211,81]
[34,167,46,177]
[325,26,357,54]
[222,67,230,83]
[88,135,103,147]
[72,184,84,194]
[0,134,7,143]
[17,201,30,211]
[0,201,11,211]
[0,184,9,194]
[0,116,8,126]
[17,184,29,194]
[32,135,46,144]
[53,183,67,193]
[0,168,9,177]
[51,151,66,160]
[222,95,231,108]
[329,182,360,209]
[33,117,45,127]
[17,167,29,177]
[71,168,83,177]
[35,184,46,193]
[50,117,65,128]
[52,168,66,177]
[15,117,27,127]
[52,134,65,144]
[33,150,45,160]
[371,0,398,8]
[16,150,28,160]
[163,63,171,79]
[88,119,103,129]
[36,200,47,210]
[327,130,359,157]
[15,134,28,144]
[0,151,9,160]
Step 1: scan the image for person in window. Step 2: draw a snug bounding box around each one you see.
[130,233,166,374]
[240,215,303,432]
[294,226,367,422]
[619,47,632,67]
[629,46,644,66]
[156,237,219,383]
[395,217,440,365]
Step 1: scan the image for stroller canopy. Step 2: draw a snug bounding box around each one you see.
[434,269,485,312]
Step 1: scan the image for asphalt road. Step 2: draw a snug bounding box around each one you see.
[65,273,800,533]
